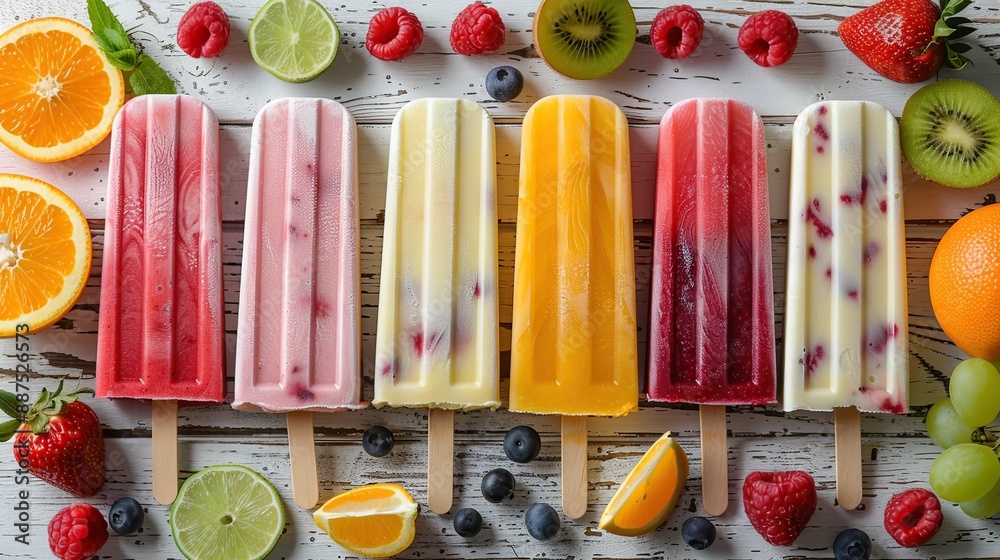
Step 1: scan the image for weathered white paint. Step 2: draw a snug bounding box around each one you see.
[1,0,1000,558]
[5,0,1000,123]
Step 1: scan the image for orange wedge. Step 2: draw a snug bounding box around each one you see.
[599,432,689,536]
[0,17,124,162]
[0,174,91,336]
[313,483,417,558]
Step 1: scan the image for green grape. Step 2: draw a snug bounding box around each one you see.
[950,358,1000,427]
[926,398,977,449]
[961,476,1000,518]
[929,443,1000,503]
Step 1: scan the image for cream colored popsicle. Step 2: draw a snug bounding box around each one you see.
[374,98,499,514]
[510,94,638,518]
[233,98,364,508]
[784,100,908,509]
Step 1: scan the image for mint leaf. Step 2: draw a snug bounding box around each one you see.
[105,48,139,70]
[129,55,177,95]
[0,419,22,443]
[95,28,137,70]
[96,25,132,54]
[87,0,129,42]
[87,0,179,94]
[88,0,137,67]
[0,392,20,420]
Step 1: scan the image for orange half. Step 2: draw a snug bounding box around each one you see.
[0,17,124,162]
[313,483,417,558]
[0,174,91,336]
[599,432,689,536]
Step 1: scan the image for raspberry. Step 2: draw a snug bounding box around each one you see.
[366,7,424,61]
[743,470,816,546]
[650,5,703,59]
[884,488,943,547]
[48,504,109,560]
[177,1,230,58]
[737,10,798,67]
[450,1,505,55]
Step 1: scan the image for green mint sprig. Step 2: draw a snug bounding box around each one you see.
[86,0,177,95]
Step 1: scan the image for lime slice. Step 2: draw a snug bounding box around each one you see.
[170,465,285,560]
[248,0,340,82]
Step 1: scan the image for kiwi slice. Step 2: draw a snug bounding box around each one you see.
[533,0,636,80]
[901,79,1000,189]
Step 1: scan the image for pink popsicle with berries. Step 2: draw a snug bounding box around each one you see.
[233,98,365,508]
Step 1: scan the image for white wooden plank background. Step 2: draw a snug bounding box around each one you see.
[2,0,1000,558]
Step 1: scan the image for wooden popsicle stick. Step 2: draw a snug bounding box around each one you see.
[562,415,588,520]
[287,411,319,509]
[835,406,863,510]
[428,408,455,515]
[700,404,728,516]
[152,399,178,505]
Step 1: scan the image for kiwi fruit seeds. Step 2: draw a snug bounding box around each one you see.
[901,79,1000,189]
[533,0,636,80]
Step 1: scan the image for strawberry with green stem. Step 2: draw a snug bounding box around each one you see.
[0,381,105,498]
[839,0,975,84]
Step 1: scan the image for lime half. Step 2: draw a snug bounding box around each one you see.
[170,465,285,560]
[249,0,340,82]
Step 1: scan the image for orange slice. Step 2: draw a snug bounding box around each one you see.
[0,174,91,336]
[599,432,689,536]
[0,17,124,162]
[313,483,417,558]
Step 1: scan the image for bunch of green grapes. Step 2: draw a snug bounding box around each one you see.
[926,358,1000,518]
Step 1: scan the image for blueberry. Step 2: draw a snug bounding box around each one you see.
[481,468,515,503]
[485,66,524,102]
[108,497,144,535]
[682,516,716,550]
[453,507,483,537]
[362,425,394,457]
[525,503,560,541]
[503,425,541,463]
[834,529,872,560]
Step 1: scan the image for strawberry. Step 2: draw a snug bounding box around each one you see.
[838,0,973,84]
[743,470,817,546]
[0,381,105,497]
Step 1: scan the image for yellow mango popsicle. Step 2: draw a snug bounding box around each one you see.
[510,95,638,519]
[510,94,638,417]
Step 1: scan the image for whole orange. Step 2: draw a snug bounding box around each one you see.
[929,204,1000,360]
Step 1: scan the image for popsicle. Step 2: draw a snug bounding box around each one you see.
[373,98,499,514]
[647,98,775,516]
[784,101,908,509]
[509,95,638,519]
[95,94,224,505]
[233,98,364,509]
